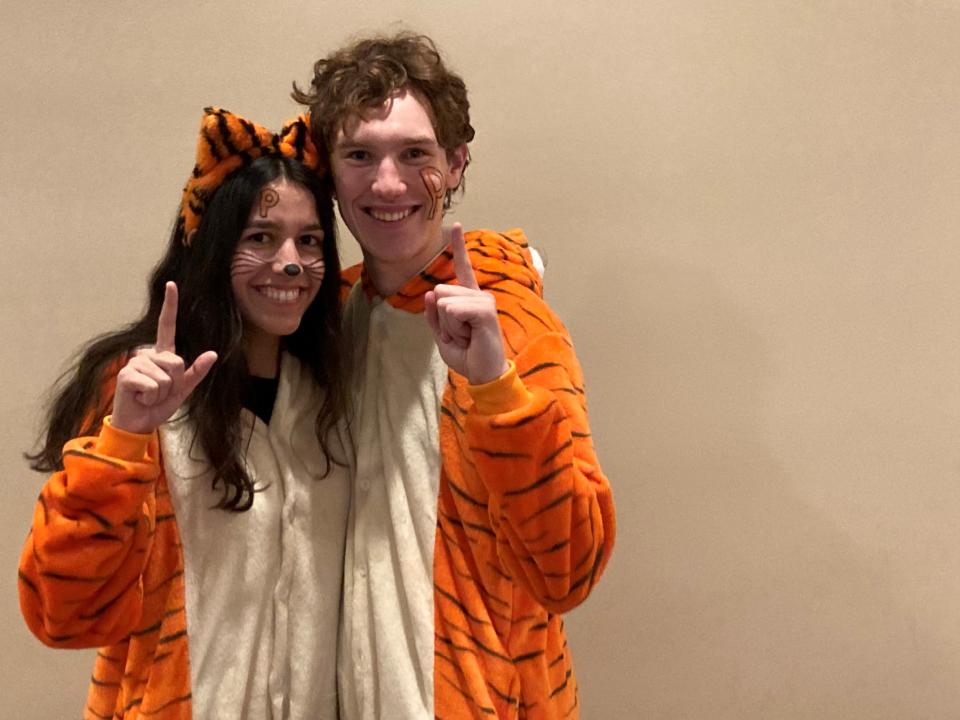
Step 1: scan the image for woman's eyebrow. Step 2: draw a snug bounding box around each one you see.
[244,219,324,232]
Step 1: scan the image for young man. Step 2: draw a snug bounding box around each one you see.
[295,33,616,719]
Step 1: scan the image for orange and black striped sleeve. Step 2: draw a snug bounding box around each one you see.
[18,418,160,649]
[462,326,616,615]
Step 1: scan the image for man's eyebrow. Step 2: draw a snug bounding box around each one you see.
[336,135,439,148]
[400,135,439,146]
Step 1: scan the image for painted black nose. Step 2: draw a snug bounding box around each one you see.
[283,263,302,276]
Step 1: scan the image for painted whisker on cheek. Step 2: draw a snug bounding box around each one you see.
[303,257,326,282]
[420,167,446,220]
[231,249,269,277]
[258,188,280,218]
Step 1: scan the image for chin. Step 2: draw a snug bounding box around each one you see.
[277,323,303,338]
[260,319,303,338]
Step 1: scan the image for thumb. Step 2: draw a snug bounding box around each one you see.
[181,351,218,396]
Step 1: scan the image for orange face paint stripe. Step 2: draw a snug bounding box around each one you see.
[420,167,446,220]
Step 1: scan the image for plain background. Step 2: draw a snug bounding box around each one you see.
[3,1,960,717]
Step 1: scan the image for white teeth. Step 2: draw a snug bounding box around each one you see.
[258,287,302,303]
[369,208,413,222]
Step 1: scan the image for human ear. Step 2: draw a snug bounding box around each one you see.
[445,144,469,188]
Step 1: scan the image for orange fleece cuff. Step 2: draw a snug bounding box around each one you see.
[94,416,153,462]
[467,361,534,415]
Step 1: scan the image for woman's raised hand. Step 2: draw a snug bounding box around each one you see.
[110,282,218,434]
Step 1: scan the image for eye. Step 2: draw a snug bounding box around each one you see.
[344,149,370,162]
[299,233,323,248]
[244,231,272,244]
[404,147,429,160]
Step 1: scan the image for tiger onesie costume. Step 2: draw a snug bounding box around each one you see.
[338,227,616,719]
[18,356,348,720]
[17,107,348,720]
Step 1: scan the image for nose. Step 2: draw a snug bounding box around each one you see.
[371,157,406,198]
[272,237,302,275]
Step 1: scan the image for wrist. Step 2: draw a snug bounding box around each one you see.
[109,408,154,435]
[469,359,509,386]
[94,416,154,461]
[467,360,533,414]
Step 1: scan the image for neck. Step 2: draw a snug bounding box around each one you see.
[365,228,449,296]
[243,328,281,378]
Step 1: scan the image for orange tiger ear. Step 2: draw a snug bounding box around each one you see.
[178,107,326,247]
[277,113,325,176]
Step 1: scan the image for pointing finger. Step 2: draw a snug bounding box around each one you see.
[156,282,178,353]
[450,223,479,291]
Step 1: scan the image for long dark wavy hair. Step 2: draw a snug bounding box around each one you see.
[27,155,347,511]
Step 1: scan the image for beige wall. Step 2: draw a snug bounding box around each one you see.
[3,1,960,717]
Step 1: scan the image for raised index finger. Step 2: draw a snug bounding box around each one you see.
[156,281,178,353]
[450,223,479,291]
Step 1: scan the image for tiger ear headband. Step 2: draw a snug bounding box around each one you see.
[177,106,325,247]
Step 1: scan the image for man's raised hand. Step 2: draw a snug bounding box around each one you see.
[111,282,218,434]
[424,224,508,385]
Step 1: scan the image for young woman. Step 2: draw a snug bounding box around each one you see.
[18,108,349,720]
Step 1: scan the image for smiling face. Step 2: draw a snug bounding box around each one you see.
[331,89,467,295]
[230,179,326,368]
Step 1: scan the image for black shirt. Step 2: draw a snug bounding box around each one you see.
[242,375,279,425]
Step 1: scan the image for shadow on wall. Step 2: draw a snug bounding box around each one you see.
[566,251,955,719]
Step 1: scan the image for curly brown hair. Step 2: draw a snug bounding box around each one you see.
[292,32,475,210]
